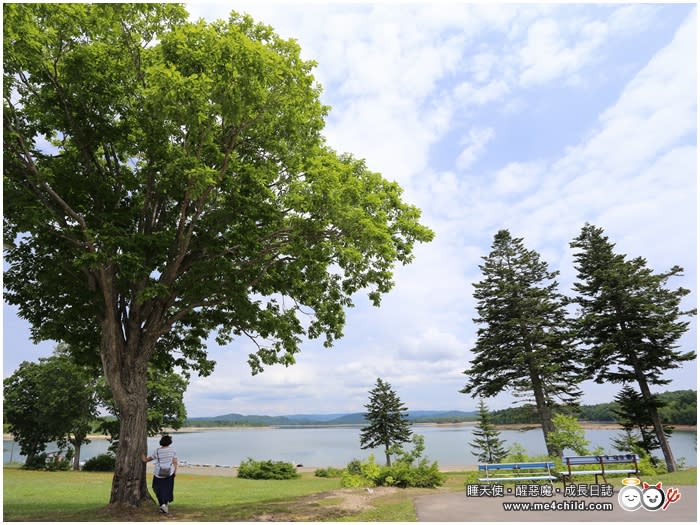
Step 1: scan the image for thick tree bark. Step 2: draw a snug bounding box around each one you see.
[99,307,154,506]
[109,391,151,505]
[384,446,391,467]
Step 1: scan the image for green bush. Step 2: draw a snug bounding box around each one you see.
[82,453,116,472]
[339,438,445,489]
[24,450,72,471]
[504,443,529,463]
[346,459,362,475]
[638,453,666,476]
[360,454,382,484]
[341,471,366,488]
[314,466,345,478]
[237,458,299,480]
[23,453,47,470]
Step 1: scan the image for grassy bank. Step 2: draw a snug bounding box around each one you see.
[3,465,696,521]
[3,465,435,521]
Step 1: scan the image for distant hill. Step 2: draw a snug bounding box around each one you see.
[185,389,697,428]
[185,410,477,427]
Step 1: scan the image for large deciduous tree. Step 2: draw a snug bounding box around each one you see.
[360,378,413,466]
[3,354,98,470]
[3,4,433,506]
[461,230,582,457]
[570,224,695,472]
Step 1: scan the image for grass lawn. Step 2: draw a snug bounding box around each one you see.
[3,467,341,521]
[3,466,696,521]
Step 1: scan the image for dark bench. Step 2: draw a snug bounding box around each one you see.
[561,454,640,486]
[478,461,557,484]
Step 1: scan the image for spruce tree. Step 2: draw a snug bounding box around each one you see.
[360,378,412,466]
[611,385,672,466]
[470,398,507,463]
[462,230,582,456]
[570,224,695,472]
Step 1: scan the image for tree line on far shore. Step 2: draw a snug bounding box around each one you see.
[486,389,697,426]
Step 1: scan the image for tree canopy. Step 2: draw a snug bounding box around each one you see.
[3,354,98,469]
[3,4,433,505]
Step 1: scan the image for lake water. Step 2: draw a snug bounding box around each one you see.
[4,424,697,468]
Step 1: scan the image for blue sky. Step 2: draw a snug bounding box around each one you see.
[3,2,697,418]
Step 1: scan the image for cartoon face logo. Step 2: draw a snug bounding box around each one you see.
[618,485,643,511]
[642,483,665,511]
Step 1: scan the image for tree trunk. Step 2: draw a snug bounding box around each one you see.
[635,371,677,472]
[109,395,151,505]
[529,366,557,457]
[73,443,81,471]
[385,445,391,467]
[99,311,154,506]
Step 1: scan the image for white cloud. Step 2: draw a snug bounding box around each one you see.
[492,161,543,195]
[456,127,495,171]
[453,79,510,107]
[518,17,608,87]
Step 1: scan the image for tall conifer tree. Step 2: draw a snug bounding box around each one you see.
[360,378,412,466]
[470,398,507,463]
[462,230,582,456]
[570,224,695,472]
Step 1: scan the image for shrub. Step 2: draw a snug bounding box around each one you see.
[399,459,445,488]
[82,453,116,472]
[339,439,445,489]
[341,471,367,487]
[24,450,72,471]
[503,443,529,463]
[360,454,382,484]
[237,458,299,480]
[346,458,362,475]
[638,453,666,476]
[23,453,47,470]
[315,467,344,478]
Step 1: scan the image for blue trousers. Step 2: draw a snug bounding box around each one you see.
[152,474,175,505]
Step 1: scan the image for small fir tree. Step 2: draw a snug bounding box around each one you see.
[360,378,412,466]
[611,385,672,465]
[470,398,508,463]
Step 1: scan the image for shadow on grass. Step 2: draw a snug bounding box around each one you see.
[3,494,358,522]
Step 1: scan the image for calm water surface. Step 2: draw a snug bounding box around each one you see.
[4,424,697,467]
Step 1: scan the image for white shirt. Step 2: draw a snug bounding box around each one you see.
[153,446,177,478]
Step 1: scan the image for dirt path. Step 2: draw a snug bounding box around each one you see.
[414,485,697,522]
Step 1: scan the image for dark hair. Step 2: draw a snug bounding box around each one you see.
[159,435,173,447]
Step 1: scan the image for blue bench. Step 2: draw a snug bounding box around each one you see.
[561,454,640,486]
[478,461,557,484]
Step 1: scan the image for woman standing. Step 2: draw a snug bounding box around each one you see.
[142,435,178,513]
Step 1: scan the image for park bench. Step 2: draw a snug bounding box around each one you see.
[478,461,557,484]
[560,454,640,486]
